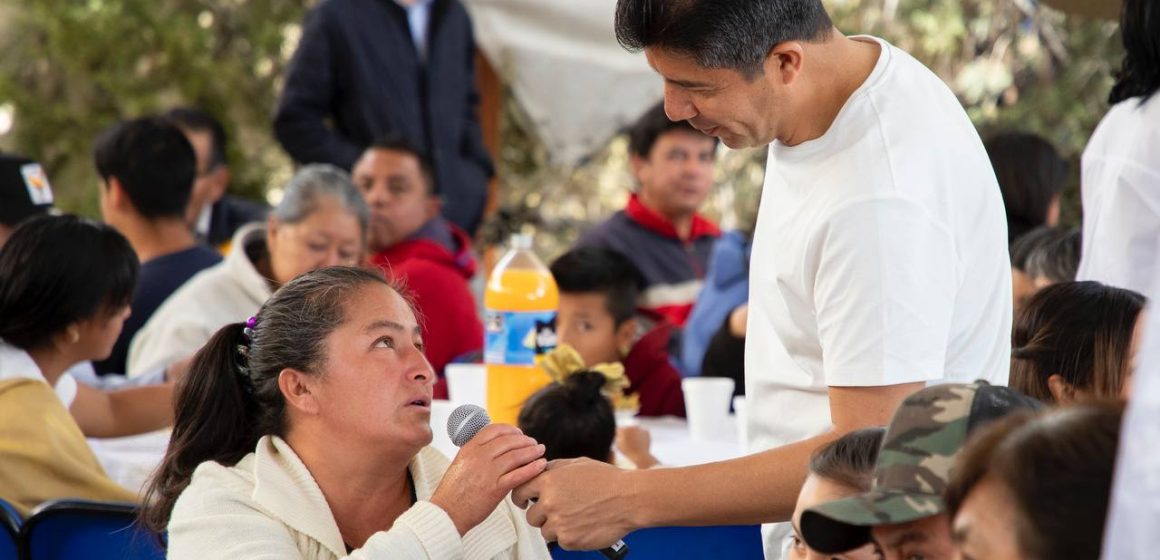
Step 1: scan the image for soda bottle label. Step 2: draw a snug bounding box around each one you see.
[484,310,557,365]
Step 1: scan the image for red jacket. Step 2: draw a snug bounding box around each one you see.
[623,312,686,417]
[371,221,483,399]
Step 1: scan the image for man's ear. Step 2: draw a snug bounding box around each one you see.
[1046,374,1077,404]
[209,166,231,203]
[106,177,131,212]
[615,317,638,358]
[424,191,443,221]
[765,41,805,86]
[629,153,650,188]
[279,368,321,416]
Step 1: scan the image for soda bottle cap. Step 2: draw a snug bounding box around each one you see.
[510,233,533,250]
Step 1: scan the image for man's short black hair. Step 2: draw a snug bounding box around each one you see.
[1011,226,1066,272]
[1026,228,1082,285]
[628,101,719,158]
[93,116,197,220]
[164,106,228,170]
[615,0,833,78]
[365,134,438,196]
[550,247,644,326]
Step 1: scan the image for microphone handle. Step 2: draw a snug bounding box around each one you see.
[599,539,629,559]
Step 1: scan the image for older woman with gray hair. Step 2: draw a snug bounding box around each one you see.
[127,164,369,376]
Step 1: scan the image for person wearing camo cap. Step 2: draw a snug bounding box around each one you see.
[799,381,1041,560]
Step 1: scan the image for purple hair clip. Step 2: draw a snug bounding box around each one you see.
[243,316,257,340]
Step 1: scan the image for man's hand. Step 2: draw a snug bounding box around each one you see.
[513,458,638,550]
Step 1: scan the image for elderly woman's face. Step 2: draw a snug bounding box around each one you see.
[790,474,881,560]
[312,283,435,450]
[951,475,1022,560]
[267,198,364,285]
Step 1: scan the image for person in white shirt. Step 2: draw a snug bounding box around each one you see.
[1075,0,1160,295]
[1087,4,1160,553]
[512,1,1010,557]
[0,215,178,439]
[142,266,551,559]
[128,164,368,376]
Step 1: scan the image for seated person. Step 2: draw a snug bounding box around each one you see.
[91,116,222,375]
[519,348,659,469]
[0,153,54,248]
[799,382,1041,560]
[680,228,753,378]
[575,101,720,327]
[1010,225,1066,312]
[1025,227,1081,289]
[1010,281,1145,403]
[129,164,368,375]
[0,216,180,513]
[789,427,885,560]
[983,132,1067,244]
[142,266,550,558]
[355,136,483,396]
[164,107,270,250]
[699,303,747,398]
[550,247,685,417]
[946,402,1123,560]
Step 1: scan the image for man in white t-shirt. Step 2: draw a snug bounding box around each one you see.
[513,1,1009,556]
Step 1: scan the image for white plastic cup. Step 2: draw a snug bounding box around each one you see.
[682,378,735,441]
[733,396,748,448]
[445,363,487,406]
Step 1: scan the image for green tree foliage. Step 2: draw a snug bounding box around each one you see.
[0,0,310,215]
[0,0,1120,235]
[493,0,1119,252]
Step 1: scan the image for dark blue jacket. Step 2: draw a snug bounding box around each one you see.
[576,194,720,328]
[679,230,752,377]
[274,0,493,233]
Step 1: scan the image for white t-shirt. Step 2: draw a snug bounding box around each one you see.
[0,342,78,408]
[1076,94,1160,294]
[744,37,1011,556]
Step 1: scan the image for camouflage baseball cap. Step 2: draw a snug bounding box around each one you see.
[799,381,1041,554]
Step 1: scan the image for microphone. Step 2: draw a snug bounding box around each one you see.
[446,405,629,559]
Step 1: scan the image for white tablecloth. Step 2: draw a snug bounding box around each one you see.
[87,430,171,497]
[90,401,745,495]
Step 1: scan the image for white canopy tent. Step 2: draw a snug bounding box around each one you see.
[463,0,663,166]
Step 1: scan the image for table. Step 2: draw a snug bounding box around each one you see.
[90,402,747,496]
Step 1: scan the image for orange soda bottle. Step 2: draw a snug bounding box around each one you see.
[484,234,559,424]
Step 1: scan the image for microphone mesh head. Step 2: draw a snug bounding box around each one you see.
[447,404,491,447]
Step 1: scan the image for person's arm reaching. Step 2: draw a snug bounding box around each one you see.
[515,382,921,550]
[273,5,364,169]
[70,382,175,438]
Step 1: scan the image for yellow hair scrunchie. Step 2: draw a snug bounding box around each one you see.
[538,344,639,411]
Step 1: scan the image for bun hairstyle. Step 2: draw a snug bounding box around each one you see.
[518,369,617,463]
[561,369,612,409]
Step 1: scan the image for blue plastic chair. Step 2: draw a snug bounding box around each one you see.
[0,498,21,560]
[20,500,164,560]
[549,524,764,560]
